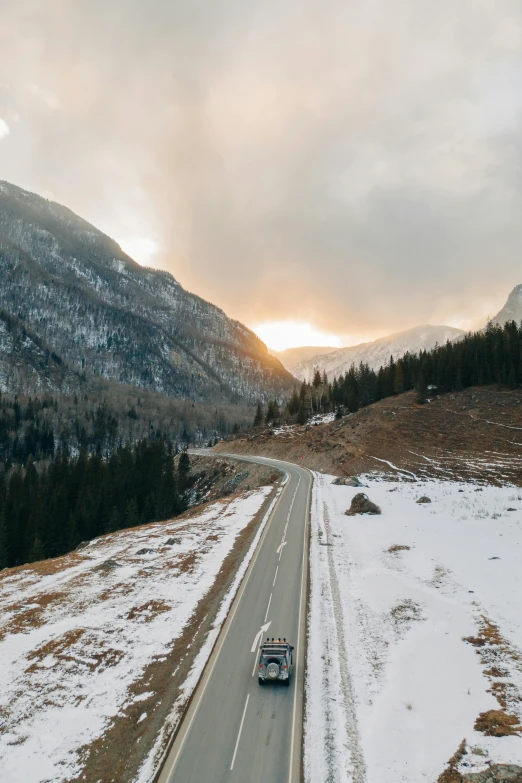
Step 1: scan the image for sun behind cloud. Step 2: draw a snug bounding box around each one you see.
[253,321,342,352]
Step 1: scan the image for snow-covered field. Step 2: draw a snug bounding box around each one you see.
[0,487,274,783]
[305,473,522,782]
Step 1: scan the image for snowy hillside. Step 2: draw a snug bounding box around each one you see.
[293,324,464,381]
[0,181,294,403]
[306,473,522,783]
[0,486,277,783]
[492,284,522,327]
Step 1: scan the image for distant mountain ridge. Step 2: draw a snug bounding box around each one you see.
[272,345,337,373]
[292,324,465,381]
[0,181,294,402]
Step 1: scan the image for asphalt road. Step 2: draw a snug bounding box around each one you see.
[156,453,312,783]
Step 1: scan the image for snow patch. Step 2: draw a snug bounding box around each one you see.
[305,474,522,782]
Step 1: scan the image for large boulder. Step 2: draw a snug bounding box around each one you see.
[333,476,364,487]
[416,496,432,504]
[463,765,522,782]
[345,493,381,516]
[94,559,122,572]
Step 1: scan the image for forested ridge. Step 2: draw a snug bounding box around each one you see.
[0,389,253,467]
[0,440,190,569]
[259,321,522,424]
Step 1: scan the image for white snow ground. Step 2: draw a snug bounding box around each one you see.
[0,487,274,783]
[305,473,522,783]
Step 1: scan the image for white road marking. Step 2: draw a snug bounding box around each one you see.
[277,477,301,560]
[251,621,272,653]
[272,566,279,587]
[264,592,272,623]
[230,694,250,771]
[288,468,311,783]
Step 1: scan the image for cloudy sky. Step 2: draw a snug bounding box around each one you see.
[1,1,522,349]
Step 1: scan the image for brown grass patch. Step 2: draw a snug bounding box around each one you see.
[391,599,423,624]
[0,590,68,641]
[177,551,198,574]
[127,600,171,623]
[387,544,411,553]
[26,628,86,669]
[464,618,505,649]
[487,681,522,710]
[485,666,509,678]
[25,628,125,674]
[464,616,522,713]
[474,709,522,737]
[437,739,467,783]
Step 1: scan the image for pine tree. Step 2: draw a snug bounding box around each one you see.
[345,389,359,413]
[253,402,263,427]
[28,536,45,563]
[393,364,405,395]
[265,400,280,424]
[178,450,190,493]
[125,498,140,527]
[287,388,299,416]
[416,373,427,405]
[0,510,7,570]
[106,507,121,534]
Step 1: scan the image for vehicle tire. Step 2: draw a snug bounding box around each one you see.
[284,678,290,687]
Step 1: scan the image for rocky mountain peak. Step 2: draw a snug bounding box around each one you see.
[491,284,522,326]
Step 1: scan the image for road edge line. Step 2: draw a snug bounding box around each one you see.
[300,469,314,783]
[289,466,313,783]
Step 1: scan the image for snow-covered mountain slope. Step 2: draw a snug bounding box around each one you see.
[0,181,294,403]
[0,310,80,395]
[272,345,337,374]
[293,324,465,381]
[491,284,522,326]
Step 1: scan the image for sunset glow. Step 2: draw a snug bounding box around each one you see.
[254,321,342,352]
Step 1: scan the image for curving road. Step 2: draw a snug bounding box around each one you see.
[156,453,312,783]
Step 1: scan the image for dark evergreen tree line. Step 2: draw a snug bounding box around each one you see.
[0,440,189,569]
[253,321,522,426]
[0,390,254,468]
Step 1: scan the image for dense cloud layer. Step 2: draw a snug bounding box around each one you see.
[1,0,521,340]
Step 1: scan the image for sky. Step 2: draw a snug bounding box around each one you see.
[1,1,522,351]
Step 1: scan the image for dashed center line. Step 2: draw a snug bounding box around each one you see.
[273,566,279,587]
[230,694,250,770]
[264,592,272,623]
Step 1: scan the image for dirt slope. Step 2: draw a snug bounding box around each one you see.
[216,387,522,485]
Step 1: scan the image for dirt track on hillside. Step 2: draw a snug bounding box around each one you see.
[216,387,522,485]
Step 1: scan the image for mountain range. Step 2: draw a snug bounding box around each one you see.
[0,181,294,403]
[283,324,465,381]
[277,284,522,382]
